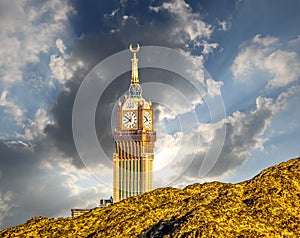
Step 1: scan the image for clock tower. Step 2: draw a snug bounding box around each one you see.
[113,44,156,202]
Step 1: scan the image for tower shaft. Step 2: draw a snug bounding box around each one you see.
[113,44,156,202]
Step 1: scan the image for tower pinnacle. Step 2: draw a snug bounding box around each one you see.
[129,43,140,83]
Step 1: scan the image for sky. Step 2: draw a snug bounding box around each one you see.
[0,0,300,229]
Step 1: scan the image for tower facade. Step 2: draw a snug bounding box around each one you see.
[113,44,156,202]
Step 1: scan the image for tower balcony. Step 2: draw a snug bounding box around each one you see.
[114,130,156,142]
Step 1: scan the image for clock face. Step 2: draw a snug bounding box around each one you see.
[143,111,152,129]
[123,111,138,129]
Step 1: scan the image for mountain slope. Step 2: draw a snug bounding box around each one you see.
[1,157,299,237]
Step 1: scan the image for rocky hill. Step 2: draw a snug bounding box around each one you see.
[1,157,299,237]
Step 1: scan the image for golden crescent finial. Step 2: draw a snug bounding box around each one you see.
[129,43,140,53]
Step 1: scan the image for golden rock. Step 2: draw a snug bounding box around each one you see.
[0,157,299,237]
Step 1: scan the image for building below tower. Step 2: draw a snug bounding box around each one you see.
[71,196,113,218]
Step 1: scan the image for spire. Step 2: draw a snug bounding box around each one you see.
[129,43,140,83]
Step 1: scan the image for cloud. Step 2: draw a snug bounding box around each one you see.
[0,90,24,126]
[206,78,224,97]
[0,0,76,144]
[49,39,74,85]
[190,41,219,56]
[0,0,75,84]
[0,138,107,229]
[24,109,54,140]
[0,191,15,227]
[231,34,300,89]
[162,86,296,185]
[218,19,232,31]
[56,39,67,55]
[287,35,300,48]
[149,0,212,42]
[252,34,279,46]
[264,50,300,88]
[0,90,54,141]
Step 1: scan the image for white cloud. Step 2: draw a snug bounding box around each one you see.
[231,44,267,81]
[149,0,212,42]
[4,140,32,150]
[49,39,73,85]
[154,133,183,171]
[40,156,88,196]
[0,191,15,226]
[49,54,70,84]
[231,34,300,88]
[155,104,178,121]
[178,50,223,99]
[49,37,90,87]
[252,34,278,46]
[0,0,75,84]
[201,41,219,56]
[287,35,300,47]
[218,19,231,31]
[264,50,300,89]
[0,90,24,126]
[206,78,224,97]
[24,109,54,140]
[179,50,205,84]
[56,39,67,55]
[158,89,290,186]
[104,8,120,18]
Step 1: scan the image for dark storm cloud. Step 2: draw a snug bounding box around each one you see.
[0,140,88,229]
[45,33,125,168]
[0,141,37,190]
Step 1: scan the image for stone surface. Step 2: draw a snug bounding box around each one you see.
[1,157,299,237]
